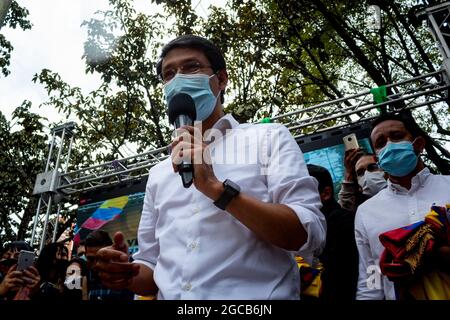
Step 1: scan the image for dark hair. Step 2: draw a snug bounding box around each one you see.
[156,34,226,104]
[370,111,423,140]
[2,241,33,255]
[358,152,376,163]
[307,164,334,194]
[84,230,112,248]
[36,242,68,282]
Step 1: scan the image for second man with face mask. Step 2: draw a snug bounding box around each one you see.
[355,111,450,300]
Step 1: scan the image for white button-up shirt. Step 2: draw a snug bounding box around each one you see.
[355,168,450,300]
[133,114,326,300]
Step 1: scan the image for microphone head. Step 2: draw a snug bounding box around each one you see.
[168,93,197,124]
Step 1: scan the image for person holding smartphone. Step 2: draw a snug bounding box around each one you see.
[0,241,41,300]
[34,242,70,300]
[339,135,387,213]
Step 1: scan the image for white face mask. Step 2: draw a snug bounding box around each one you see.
[357,170,387,197]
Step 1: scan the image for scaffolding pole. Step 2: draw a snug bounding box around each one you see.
[31,122,76,250]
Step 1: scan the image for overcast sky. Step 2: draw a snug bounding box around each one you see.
[0,0,224,127]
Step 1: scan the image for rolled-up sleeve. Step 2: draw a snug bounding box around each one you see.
[265,124,326,256]
[132,174,159,271]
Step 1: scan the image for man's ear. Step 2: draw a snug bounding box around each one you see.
[217,69,228,92]
[414,136,426,154]
[321,186,333,202]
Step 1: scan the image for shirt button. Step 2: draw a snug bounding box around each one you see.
[183,282,192,291]
[193,207,200,214]
[189,241,198,249]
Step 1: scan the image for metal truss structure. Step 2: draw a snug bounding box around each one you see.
[29,2,450,249]
[31,122,76,250]
[273,69,449,140]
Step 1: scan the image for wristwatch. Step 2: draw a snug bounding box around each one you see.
[213,179,241,210]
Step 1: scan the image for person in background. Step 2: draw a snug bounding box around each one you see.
[355,112,450,299]
[0,241,35,279]
[84,230,134,301]
[307,164,359,300]
[76,240,86,262]
[339,150,387,213]
[0,241,41,300]
[34,242,69,300]
[62,257,88,300]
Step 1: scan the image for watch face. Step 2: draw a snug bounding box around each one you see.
[224,179,241,194]
[214,179,241,210]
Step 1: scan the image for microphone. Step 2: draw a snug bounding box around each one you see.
[168,93,197,188]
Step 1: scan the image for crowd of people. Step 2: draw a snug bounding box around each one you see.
[0,231,135,300]
[1,35,449,300]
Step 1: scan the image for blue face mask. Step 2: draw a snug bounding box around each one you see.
[377,140,418,177]
[164,73,219,122]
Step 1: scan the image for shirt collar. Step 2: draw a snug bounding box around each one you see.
[388,167,431,194]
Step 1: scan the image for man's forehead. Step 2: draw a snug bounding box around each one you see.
[372,120,406,137]
[162,47,208,68]
[356,155,376,167]
[1,249,19,258]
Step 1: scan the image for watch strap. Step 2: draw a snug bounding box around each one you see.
[213,179,240,210]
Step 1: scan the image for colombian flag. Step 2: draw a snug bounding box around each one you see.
[73,196,129,245]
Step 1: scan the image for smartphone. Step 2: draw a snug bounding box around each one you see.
[17,250,35,271]
[343,133,360,151]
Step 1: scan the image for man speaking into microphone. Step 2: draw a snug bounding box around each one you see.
[94,35,326,300]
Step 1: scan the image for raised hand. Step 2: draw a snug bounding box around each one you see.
[94,231,140,290]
